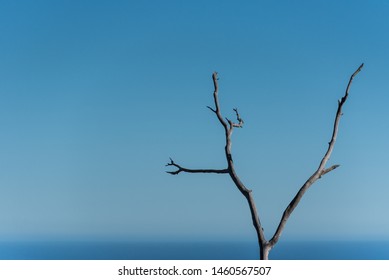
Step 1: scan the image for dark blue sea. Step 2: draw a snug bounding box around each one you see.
[0,240,388,260]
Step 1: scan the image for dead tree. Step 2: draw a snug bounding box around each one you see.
[166,64,364,260]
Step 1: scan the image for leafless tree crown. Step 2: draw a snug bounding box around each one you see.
[167,64,364,259]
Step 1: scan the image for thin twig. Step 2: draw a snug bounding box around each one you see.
[233,108,244,127]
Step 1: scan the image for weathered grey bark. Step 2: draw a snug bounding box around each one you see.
[167,64,363,259]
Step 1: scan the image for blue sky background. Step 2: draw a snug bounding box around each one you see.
[0,1,388,245]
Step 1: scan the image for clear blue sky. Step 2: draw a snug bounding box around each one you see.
[0,0,388,244]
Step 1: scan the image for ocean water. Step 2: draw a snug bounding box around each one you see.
[0,240,388,260]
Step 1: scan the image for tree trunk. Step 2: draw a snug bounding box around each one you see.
[260,245,270,260]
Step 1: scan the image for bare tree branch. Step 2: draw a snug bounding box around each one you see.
[211,72,229,130]
[210,72,267,258]
[206,106,216,113]
[166,158,228,175]
[320,164,340,178]
[167,72,267,257]
[268,63,364,248]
